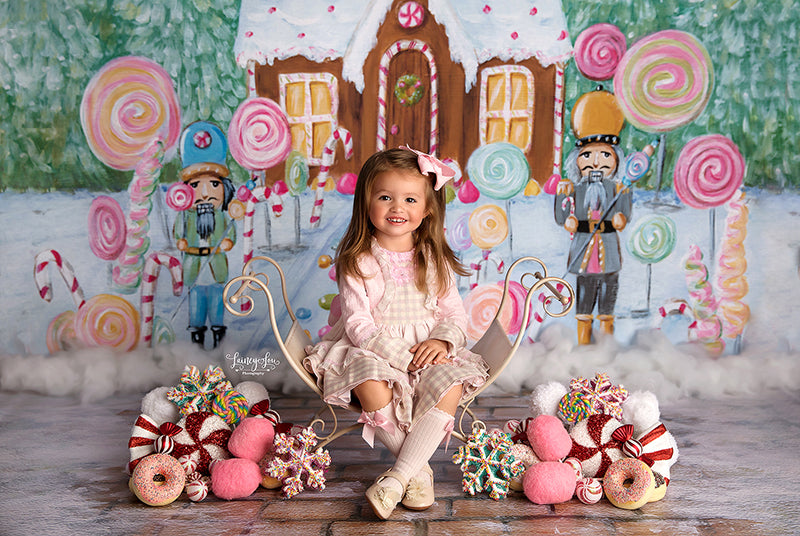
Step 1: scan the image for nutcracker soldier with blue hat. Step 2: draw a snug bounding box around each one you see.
[174,121,237,348]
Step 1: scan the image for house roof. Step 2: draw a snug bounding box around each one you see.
[234,0,573,91]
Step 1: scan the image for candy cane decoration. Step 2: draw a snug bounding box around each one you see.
[242,186,271,266]
[552,63,566,176]
[468,250,505,289]
[140,252,183,346]
[310,127,353,227]
[34,250,86,310]
[377,40,439,154]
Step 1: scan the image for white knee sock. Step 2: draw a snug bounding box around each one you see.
[390,407,454,484]
[371,403,406,456]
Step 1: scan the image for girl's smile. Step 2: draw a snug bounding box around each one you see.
[369,169,429,251]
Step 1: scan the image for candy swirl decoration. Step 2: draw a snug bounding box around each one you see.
[466,142,529,200]
[394,74,425,106]
[80,56,181,170]
[228,97,292,171]
[468,204,508,250]
[673,134,745,209]
[574,23,627,81]
[165,182,195,211]
[46,310,81,354]
[284,150,309,196]
[462,284,515,341]
[73,294,140,351]
[447,212,472,252]
[627,215,677,265]
[613,30,713,133]
[715,189,750,338]
[87,196,127,261]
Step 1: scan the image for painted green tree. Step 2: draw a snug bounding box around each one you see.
[1,0,797,191]
[562,0,798,189]
[0,0,246,191]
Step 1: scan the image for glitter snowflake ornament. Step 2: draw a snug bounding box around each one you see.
[567,372,628,421]
[266,426,331,498]
[166,365,233,415]
[453,424,524,500]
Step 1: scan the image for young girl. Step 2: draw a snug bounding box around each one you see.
[304,148,488,519]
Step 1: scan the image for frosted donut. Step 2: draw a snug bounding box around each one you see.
[602,458,655,510]
[129,453,186,506]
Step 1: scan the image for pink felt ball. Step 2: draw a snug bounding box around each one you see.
[336,172,357,195]
[523,461,577,505]
[227,417,275,462]
[527,415,572,462]
[210,458,263,500]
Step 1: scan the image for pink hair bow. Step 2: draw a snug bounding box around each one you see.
[357,410,396,448]
[403,145,456,191]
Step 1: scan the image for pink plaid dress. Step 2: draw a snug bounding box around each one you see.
[304,242,488,430]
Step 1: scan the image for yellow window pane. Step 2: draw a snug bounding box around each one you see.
[312,122,332,159]
[290,124,307,153]
[486,118,506,144]
[508,118,530,149]
[510,73,529,111]
[285,83,306,118]
[310,82,332,115]
[486,74,505,112]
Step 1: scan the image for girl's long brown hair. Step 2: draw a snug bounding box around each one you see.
[335,148,469,295]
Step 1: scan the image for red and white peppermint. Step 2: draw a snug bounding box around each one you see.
[568,414,625,479]
[172,411,232,476]
[575,477,603,504]
[398,1,424,28]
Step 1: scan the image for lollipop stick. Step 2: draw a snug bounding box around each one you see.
[709,208,716,265]
[652,133,667,203]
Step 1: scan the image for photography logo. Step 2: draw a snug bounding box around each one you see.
[225,351,280,376]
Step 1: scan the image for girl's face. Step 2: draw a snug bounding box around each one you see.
[369,169,430,251]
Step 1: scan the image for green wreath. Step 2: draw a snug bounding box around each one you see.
[394,74,425,106]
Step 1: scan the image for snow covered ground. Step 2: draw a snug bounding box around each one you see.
[1,186,798,403]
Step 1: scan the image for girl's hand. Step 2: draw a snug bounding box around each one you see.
[408,339,449,370]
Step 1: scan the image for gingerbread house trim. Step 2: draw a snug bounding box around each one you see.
[234,0,573,187]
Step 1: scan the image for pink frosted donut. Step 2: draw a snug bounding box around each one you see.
[129,453,186,506]
[602,458,655,510]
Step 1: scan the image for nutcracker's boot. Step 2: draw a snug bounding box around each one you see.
[576,314,593,345]
[211,325,227,348]
[190,326,207,348]
[597,314,615,336]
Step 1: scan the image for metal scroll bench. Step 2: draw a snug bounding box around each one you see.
[224,256,574,447]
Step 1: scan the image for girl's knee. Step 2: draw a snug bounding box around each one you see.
[353,380,393,411]
[434,384,463,415]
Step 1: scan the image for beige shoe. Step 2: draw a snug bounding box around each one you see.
[365,470,407,520]
[402,464,434,510]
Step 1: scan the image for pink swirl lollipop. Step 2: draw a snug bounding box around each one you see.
[462,284,514,341]
[74,293,140,351]
[447,212,472,252]
[228,97,292,170]
[80,56,180,170]
[614,30,713,133]
[87,196,126,261]
[673,134,745,209]
[166,182,195,211]
[574,23,627,81]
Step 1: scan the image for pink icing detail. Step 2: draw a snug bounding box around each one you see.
[511,31,519,40]
[530,7,538,15]
[483,5,492,13]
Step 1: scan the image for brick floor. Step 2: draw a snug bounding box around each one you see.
[0,390,797,535]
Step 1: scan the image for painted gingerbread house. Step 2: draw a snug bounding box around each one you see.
[234,0,573,186]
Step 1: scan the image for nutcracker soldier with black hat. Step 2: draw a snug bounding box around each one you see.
[554,87,631,345]
[174,121,237,348]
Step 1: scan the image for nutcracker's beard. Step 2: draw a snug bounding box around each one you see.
[196,203,216,241]
[583,171,607,212]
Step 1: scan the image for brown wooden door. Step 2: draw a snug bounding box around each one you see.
[386,50,431,152]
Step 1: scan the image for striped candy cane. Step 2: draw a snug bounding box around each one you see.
[33,249,86,309]
[310,127,353,227]
[140,252,183,346]
[242,186,272,266]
